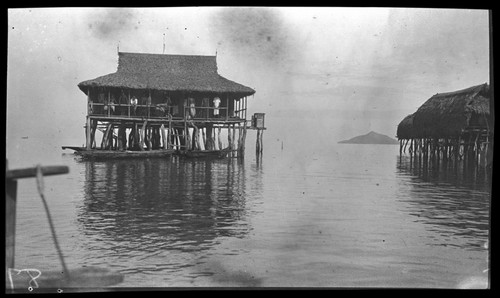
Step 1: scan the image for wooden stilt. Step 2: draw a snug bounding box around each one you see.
[256,130,260,154]
[423,138,428,167]
[109,124,115,150]
[89,119,97,149]
[140,120,147,151]
[231,124,237,157]
[117,123,126,151]
[191,123,201,151]
[186,127,192,151]
[256,129,263,155]
[228,124,232,151]
[101,123,112,150]
[167,117,172,150]
[149,127,155,150]
[128,126,133,150]
[85,117,92,150]
[155,127,161,149]
[434,138,440,166]
[202,127,206,149]
[206,125,215,150]
[150,127,155,150]
[240,122,247,157]
[6,171,17,270]
[218,127,223,150]
[236,124,242,157]
[160,124,167,149]
[260,129,264,154]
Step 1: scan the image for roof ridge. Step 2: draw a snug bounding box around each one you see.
[433,83,488,98]
[118,52,216,58]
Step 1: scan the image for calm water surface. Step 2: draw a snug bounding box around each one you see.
[9,118,490,288]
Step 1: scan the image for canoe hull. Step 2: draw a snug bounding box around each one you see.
[180,148,232,159]
[71,149,175,160]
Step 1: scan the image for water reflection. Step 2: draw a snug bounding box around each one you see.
[77,157,252,256]
[396,155,491,251]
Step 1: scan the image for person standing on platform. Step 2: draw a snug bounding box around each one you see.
[213,97,221,118]
[130,96,138,116]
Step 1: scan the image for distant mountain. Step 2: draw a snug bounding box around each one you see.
[338,131,399,145]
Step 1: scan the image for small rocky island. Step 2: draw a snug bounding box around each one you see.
[338,131,399,145]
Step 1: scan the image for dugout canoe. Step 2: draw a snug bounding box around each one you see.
[62,147,175,160]
[179,148,232,159]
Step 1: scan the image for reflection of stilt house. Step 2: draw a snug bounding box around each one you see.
[397,83,493,168]
[74,52,264,158]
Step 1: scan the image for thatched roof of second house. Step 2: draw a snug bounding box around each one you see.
[396,113,415,139]
[397,83,491,139]
[78,52,256,97]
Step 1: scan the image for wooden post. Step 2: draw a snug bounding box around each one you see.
[149,127,154,150]
[474,132,480,166]
[256,130,260,154]
[160,124,167,150]
[168,116,172,149]
[128,126,134,150]
[260,129,264,154]
[184,118,188,150]
[437,138,441,169]
[235,124,241,157]
[108,124,115,150]
[243,96,247,120]
[155,127,160,149]
[422,138,428,166]
[191,123,199,150]
[100,123,111,149]
[91,119,97,149]
[206,124,214,150]
[86,116,92,150]
[218,127,223,150]
[102,124,109,150]
[202,127,207,149]
[117,123,125,151]
[443,137,448,166]
[232,124,237,157]
[186,125,192,151]
[153,127,158,150]
[140,120,147,151]
[6,171,17,270]
[238,122,247,157]
[256,129,264,155]
[150,127,155,150]
[227,124,232,152]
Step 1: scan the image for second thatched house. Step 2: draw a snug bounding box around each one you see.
[396,83,492,166]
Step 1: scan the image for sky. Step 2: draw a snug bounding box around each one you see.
[6,7,490,152]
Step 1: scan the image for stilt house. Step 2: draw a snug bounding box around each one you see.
[396,83,493,167]
[76,52,258,156]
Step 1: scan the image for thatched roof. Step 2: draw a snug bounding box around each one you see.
[397,83,491,139]
[78,52,256,96]
[396,113,415,139]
